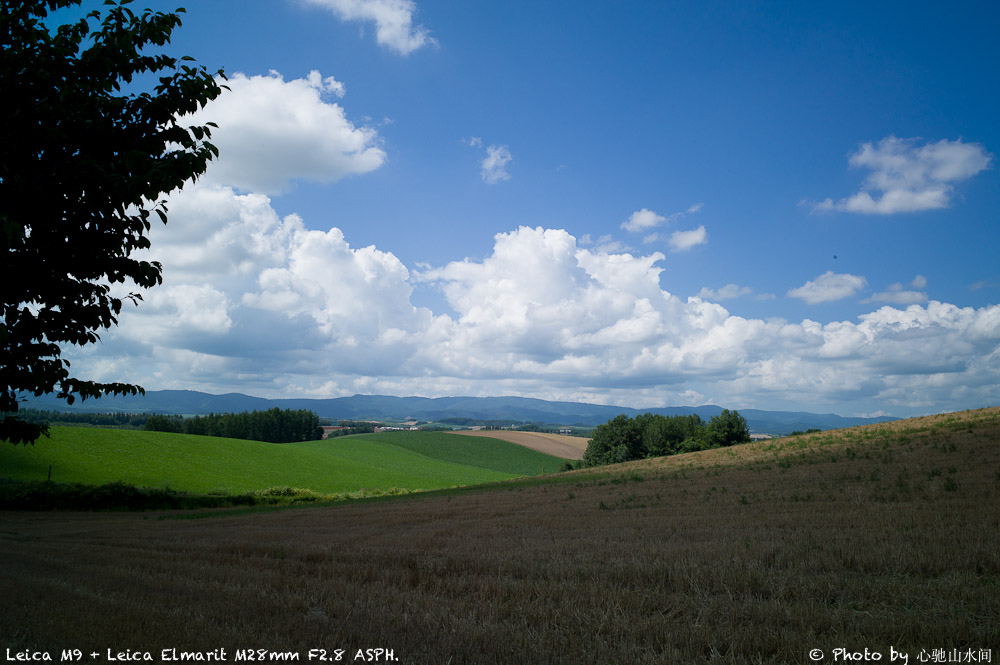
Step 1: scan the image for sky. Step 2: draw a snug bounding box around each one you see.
[58,0,1000,418]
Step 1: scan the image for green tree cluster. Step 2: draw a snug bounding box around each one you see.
[2,0,224,444]
[583,410,751,467]
[144,408,323,443]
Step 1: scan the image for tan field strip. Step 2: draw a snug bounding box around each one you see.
[452,429,588,459]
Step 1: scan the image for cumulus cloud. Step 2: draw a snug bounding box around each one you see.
[788,271,868,304]
[812,136,993,214]
[108,184,439,381]
[300,0,436,54]
[188,70,385,194]
[480,144,513,184]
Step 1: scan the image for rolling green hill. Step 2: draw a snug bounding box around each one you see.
[0,427,563,495]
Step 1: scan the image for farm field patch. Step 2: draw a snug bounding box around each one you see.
[369,430,568,473]
[451,429,588,459]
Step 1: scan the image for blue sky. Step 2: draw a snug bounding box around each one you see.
[61,0,1000,417]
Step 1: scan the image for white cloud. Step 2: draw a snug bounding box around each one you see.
[620,206,707,251]
[862,276,929,305]
[481,145,513,184]
[698,284,752,301]
[142,185,299,286]
[135,285,233,344]
[788,271,868,304]
[669,225,708,252]
[622,204,703,233]
[864,289,927,306]
[813,136,993,215]
[300,0,436,55]
[111,184,439,379]
[622,208,666,232]
[188,71,385,194]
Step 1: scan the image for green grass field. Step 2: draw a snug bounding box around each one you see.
[0,427,564,495]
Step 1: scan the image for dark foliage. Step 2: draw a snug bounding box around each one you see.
[165,408,324,443]
[16,408,152,429]
[144,413,183,433]
[1,0,224,444]
[16,408,321,442]
[584,409,751,467]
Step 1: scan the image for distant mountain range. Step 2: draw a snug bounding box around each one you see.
[22,389,898,435]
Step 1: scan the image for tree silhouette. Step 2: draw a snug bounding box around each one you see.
[1,1,224,443]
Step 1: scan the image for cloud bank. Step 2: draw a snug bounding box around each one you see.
[77,201,1000,417]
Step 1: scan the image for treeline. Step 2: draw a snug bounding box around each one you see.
[16,409,151,429]
[583,409,751,467]
[145,408,322,443]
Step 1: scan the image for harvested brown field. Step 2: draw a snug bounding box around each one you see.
[2,407,999,664]
[452,429,588,459]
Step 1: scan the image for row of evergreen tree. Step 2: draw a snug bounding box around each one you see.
[583,409,751,466]
[145,408,323,443]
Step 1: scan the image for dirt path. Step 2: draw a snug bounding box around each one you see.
[451,429,588,460]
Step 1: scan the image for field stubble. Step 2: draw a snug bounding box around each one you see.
[450,429,588,459]
[1,407,998,664]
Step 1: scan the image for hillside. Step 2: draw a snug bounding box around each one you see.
[1,407,997,663]
[22,389,899,433]
[0,428,564,495]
